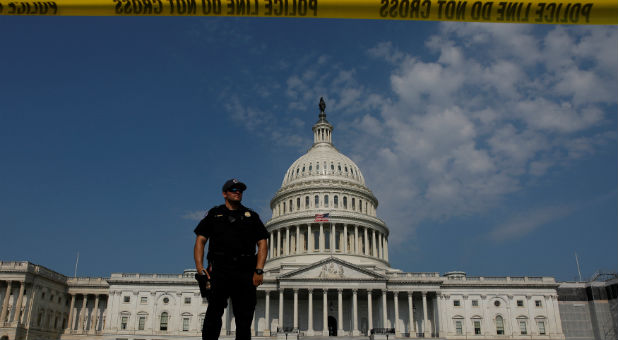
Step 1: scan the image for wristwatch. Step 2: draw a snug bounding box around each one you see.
[255,269,264,275]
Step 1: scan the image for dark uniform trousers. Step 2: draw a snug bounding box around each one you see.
[203,255,257,340]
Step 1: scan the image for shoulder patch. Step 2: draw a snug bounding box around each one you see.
[244,211,251,217]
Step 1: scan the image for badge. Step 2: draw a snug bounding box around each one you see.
[245,211,251,217]
[215,214,223,217]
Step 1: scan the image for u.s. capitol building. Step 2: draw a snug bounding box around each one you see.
[1,104,616,340]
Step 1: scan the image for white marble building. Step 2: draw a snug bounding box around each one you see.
[0,106,566,340]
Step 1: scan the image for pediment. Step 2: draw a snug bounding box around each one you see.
[279,257,386,280]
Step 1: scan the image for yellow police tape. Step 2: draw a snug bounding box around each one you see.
[0,0,616,24]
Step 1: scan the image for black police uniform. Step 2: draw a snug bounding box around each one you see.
[194,204,269,340]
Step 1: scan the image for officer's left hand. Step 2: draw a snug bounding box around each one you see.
[253,272,263,287]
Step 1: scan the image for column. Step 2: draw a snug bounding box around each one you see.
[293,289,299,330]
[322,289,328,336]
[277,230,281,257]
[1,281,12,324]
[308,225,313,253]
[343,225,348,253]
[12,281,25,324]
[363,228,369,255]
[378,233,383,259]
[270,233,275,258]
[307,289,314,336]
[319,224,324,252]
[551,295,564,334]
[264,291,271,336]
[384,238,389,261]
[91,294,100,333]
[372,230,378,257]
[296,226,301,254]
[437,294,444,337]
[354,225,359,254]
[285,227,290,255]
[352,289,359,336]
[394,292,399,336]
[67,294,76,331]
[77,294,88,332]
[382,290,387,328]
[432,294,438,337]
[337,289,343,334]
[422,293,429,337]
[367,290,373,334]
[408,292,414,338]
[278,289,284,331]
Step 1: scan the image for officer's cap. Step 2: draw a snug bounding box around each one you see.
[222,178,247,192]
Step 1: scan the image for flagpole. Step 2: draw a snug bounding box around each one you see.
[74,251,79,278]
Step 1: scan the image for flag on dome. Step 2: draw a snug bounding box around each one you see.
[314,213,330,222]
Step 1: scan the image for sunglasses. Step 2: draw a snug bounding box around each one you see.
[228,188,244,193]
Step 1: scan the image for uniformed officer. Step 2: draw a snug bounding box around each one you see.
[194,178,269,340]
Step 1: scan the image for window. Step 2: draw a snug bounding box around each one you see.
[334,195,338,208]
[359,199,362,212]
[324,230,330,250]
[289,199,292,212]
[297,197,300,209]
[140,297,147,304]
[472,300,479,307]
[42,292,45,299]
[163,297,169,304]
[496,316,504,335]
[343,197,347,209]
[313,230,320,249]
[474,320,481,335]
[324,195,329,207]
[517,300,524,307]
[494,300,501,307]
[184,297,191,304]
[453,300,461,307]
[352,198,355,210]
[315,195,319,207]
[160,312,168,331]
[182,317,190,331]
[123,296,130,303]
[283,202,286,212]
[50,294,54,301]
[121,316,128,330]
[138,316,146,330]
[535,300,542,307]
[335,231,341,250]
[305,196,309,208]
[455,320,463,335]
[537,321,546,335]
[519,320,527,335]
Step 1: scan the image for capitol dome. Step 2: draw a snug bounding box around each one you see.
[265,99,390,271]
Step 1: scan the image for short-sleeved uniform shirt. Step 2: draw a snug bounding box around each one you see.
[194,204,269,259]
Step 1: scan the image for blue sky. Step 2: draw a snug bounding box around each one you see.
[0,17,616,282]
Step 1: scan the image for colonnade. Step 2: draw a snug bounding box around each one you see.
[65,293,107,334]
[269,224,389,261]
[0,280,26,326]
[256,288,439,337]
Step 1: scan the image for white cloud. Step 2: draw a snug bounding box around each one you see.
[182,210,207,221]
[487,205,573,242]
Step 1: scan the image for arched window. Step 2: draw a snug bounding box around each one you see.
[309,164,312,172]
[338,164,341,171]
[289,200,292,212]
[331,163,334,171]
[324,195,329,207]
[160,312,168,331]
[297,197,301,210]
[496,316,504,335]
[283,202,286,213]
[334,195,339,208]
[305,196,309,208]
[343,197,347,209]
[352,198,355,210]
[302,166,305,173]
[317,163,320,171]
[359,200,363,212]
[315,195,319,207]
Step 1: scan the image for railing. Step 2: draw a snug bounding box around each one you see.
[371,328,395,334]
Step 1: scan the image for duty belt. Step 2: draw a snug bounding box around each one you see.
[209,252,255,263]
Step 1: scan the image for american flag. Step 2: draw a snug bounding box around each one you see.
[314,213,330,222]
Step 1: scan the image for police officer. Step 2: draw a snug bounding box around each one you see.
[194,179,269,340]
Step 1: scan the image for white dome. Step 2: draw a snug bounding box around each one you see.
[281,143,366,187]
[264,100,390,272]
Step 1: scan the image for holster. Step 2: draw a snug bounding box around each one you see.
[195,272,211,299]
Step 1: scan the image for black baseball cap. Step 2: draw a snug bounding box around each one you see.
[222,178,247,192]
